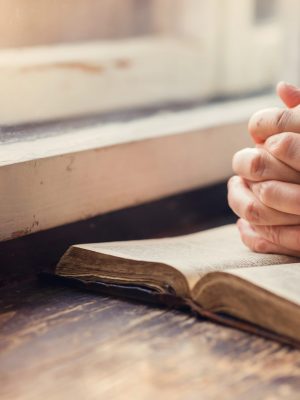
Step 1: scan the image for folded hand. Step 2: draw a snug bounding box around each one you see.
[228,82,300,257]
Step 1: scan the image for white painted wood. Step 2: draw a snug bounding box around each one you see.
[153,0,220,104]
[0,37,214,126]
[0,12,283,128]
[0,0,140,48]
[0,95,278,241]
[154,0,282,95]
[1,94,276,166]
[218,0,282,94]
[278,0,300,86]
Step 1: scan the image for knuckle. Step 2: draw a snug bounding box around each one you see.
[227,178,234,198]
[227,175,236,187]
[232,151,242,173]
[227,190,237,213]
[227,177,243,217]
[248,110,265,139]
[239,232,251,249]
[276,132,296,159]
[253,238,270,253]
[249,152,266,179]
[227,175,239,193]
[275,109,291,132]
[248,110,265,130]
[248,114,257,134]
[227,184,233,204]
[257,181,274,204]
[265,226,281,246]
[244,200,260,223]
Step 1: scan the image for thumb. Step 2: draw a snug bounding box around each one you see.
[277,81,300,108]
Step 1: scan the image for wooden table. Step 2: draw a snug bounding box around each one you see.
[1,185,300,400]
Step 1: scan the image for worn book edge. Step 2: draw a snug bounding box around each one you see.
[40,272,300,349]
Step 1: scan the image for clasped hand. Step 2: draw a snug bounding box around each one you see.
[228,82,300,257]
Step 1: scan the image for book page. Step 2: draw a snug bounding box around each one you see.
[227,264,300,306]
[77,224,298,289]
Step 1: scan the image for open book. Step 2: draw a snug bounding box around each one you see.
[55,224,300,346]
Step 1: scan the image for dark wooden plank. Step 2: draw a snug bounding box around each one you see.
[1,279,300,400]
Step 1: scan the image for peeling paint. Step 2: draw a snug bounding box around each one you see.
[11,217,39,239]
[21,62,104,75]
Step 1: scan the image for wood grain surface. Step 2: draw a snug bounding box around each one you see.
[1,188,300,400]
[1,278,300,400]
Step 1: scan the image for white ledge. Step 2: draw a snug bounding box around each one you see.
[0,95,278,241]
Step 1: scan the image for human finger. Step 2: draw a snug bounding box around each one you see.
[264,132,300,172]
[277,81,300,108]
[227,176,300,225]
[232,147,300,183]
[249,180,300,216]
[237,219,300,257]
[248,105,300,144]
[250,223,300,253]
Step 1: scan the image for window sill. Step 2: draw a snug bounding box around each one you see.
[0,94,278,241]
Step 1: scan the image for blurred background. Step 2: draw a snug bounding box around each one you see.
[0,0,298,126]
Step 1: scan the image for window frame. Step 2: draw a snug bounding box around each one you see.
[1,0,296,242]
